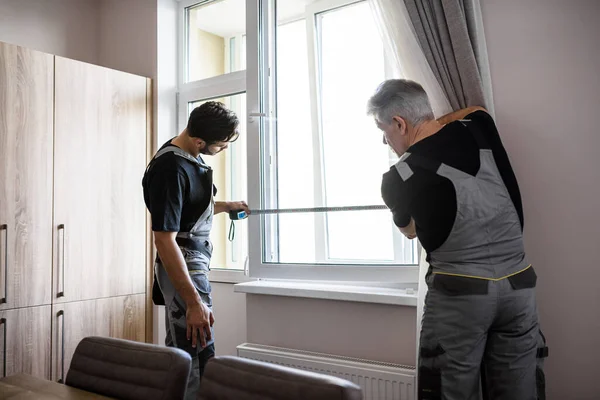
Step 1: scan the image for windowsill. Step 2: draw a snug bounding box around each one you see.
[233,280,418,306]
[209,268,251,284]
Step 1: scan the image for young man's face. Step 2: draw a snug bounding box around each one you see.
[201,140,229,156]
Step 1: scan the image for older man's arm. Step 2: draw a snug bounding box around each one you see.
[436,106,487,126]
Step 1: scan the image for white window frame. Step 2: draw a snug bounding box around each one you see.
[177,0,249,276]
[177,0,419,283]
[307,0,417,266]
[246,0,418,282]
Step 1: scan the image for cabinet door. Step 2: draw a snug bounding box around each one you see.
[0,42,53,309]
[53,57,148,303]
[51,294,145,382]
[0,305,52,379]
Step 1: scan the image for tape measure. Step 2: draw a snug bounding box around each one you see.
[227,204,389,241]
[229,204,388,220]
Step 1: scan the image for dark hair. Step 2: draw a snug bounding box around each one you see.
[186,101,240,143]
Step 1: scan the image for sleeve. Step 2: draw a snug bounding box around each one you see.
[467,110,524,230]
[147,167,187,232]
[381,168,412,228]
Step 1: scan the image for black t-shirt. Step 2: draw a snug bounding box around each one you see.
[142,139,215,233]
[381,111,524,254]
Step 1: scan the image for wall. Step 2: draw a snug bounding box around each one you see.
[97,0,157,78]
[0,0,158,78]
[212,283,247,356]
[0,0,99,64]
[156,0,178,145]
[247,295,416,365]
[481,0,600,398]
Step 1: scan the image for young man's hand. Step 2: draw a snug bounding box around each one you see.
[214,201,250,215]
[227,201,250,214]
[186,301,214,349]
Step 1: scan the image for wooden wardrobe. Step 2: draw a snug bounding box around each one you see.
[0,41,151,381]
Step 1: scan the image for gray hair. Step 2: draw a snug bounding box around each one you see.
[367,79,434,126]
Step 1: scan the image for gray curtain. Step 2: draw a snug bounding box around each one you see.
[404,0,494,112]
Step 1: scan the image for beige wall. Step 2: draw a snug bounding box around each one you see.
[188,27,225,82]
[481,0,600,398]
[247,295,417,365]
[0,0,99,64]
[0,0,158,78]
[98,0,157,78]
[211,283,247,356]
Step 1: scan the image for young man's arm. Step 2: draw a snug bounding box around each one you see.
[436,106,487,125]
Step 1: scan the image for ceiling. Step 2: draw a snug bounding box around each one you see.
[191,0,310,37]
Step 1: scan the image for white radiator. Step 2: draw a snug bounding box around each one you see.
[237,343,416,400]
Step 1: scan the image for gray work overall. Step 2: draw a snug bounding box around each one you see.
[395,123,547,400]
[148,145,215,400]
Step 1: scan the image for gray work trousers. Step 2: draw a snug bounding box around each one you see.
[419,273,546,400]
[156,264,215,400]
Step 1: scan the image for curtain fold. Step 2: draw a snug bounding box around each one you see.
[368,0,452,117]
[403,0,494,113]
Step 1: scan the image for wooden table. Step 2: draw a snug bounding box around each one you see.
[0,374,115,399]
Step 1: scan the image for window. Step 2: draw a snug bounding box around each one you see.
[188,94,248,270]
[179,0,418,282]
[183,0,246,83]
[179,0,247,272]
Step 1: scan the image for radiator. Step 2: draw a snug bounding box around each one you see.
[237,343,416,400]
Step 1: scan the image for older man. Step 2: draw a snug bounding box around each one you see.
[368,79,547,400]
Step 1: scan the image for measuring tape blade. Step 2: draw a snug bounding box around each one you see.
[229,204,388,220]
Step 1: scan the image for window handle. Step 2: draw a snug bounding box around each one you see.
[248,112,267,123]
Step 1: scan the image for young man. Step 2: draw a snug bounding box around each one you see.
[368,80,547,400]
[142,101,250,399]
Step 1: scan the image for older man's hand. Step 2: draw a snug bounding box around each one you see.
[400,219,417,240]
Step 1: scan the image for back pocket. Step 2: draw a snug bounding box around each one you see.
[507,266,537,290]
[433,274,488,296]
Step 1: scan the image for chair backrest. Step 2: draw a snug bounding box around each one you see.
[65,336,191,400]
[198,356,363,400]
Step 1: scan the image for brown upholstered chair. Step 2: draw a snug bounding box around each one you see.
[198,356,363,400]
[65,336,192,400]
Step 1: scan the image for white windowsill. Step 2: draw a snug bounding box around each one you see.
[209,269,251,284]
[233,280,418,306]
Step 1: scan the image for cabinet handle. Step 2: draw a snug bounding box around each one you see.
[57,310,65,383]
[57,224,65,298]
[1,317,6,378]
[1,224,6,304]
